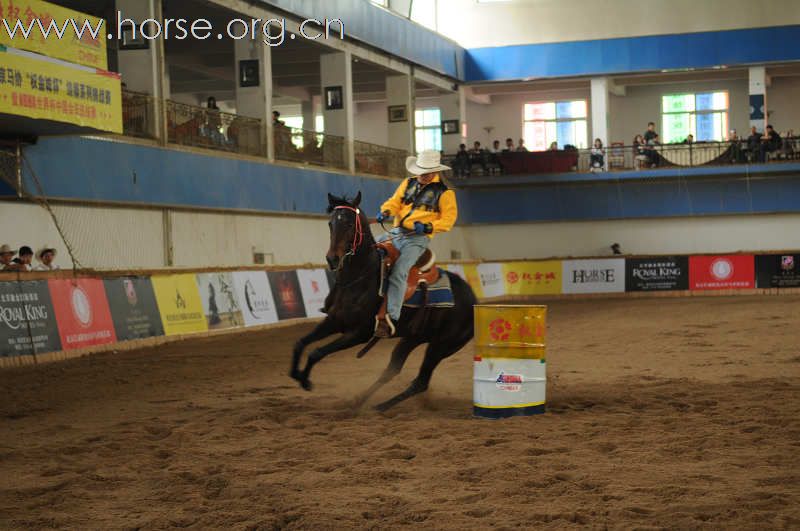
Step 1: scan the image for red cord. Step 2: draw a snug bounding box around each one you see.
[334,205,363,252]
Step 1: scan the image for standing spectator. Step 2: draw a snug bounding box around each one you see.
[589,138,605,172]
[0,244,14,270]
[10,246,34,272]
[204,96,224,145]
[684,134,694,144]
[34,247,59,271]
[503,138,514,152]
[747,125,763,161]
[644,122,659,144]
[548,141,558,151]
[516,139,528,152]
[760,125,782,161]
[643,122,660,167]
[272,110,284,126]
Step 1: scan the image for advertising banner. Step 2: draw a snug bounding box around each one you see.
[477,263,505,298]
[232,271,278,327]
[562,259,626,294]
[196,273,244,329]
[443,264,466,281]
[48,278,116,350]
[756,254,800,288]
[503,261,561,295]
[151,274,207,336]
[296,269,329,319]
[0,0,108,70]
[104,277,163,341]
[626,256,689,292]
[268,270,307,320]
[461,264,483,298]
[0,48,122,133]
[0,281,61,357]
[689,255,754,290]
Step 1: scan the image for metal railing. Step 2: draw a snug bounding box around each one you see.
[121,90,158,140]
[166,100,265,157]
[354,140,408,179]
[274,126,348,171]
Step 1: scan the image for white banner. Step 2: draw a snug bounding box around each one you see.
[477,263,505,298]
[232,271,279,326]
[296,269,330,318]
[443,264,466,280]
[562,259,626,294]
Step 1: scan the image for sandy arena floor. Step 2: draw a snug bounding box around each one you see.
[1,295,799,530]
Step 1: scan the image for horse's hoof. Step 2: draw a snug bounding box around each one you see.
[373,402,391,413]
[300,378,313,391]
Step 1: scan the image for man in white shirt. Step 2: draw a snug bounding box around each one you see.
[34,247,60,271]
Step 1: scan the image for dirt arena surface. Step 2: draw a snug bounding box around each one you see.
[1,295,799,530]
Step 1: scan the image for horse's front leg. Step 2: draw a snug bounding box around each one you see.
[290,317,338,386]
[298,328,373,391]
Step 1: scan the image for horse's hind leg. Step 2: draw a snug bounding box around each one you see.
[354,337,421,408]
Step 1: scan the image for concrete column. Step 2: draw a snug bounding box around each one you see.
[301,99,315,132]
[116,0,166,140]
[440,87,466,154]
[234,34,273,160]
[590,77,610,148]
[386,74,415,154]
[749,66,768,133]
[320,51,355,172]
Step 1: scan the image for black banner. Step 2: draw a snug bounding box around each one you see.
[626,256,689,291]
[104,277,164,341]
[0,281,62,357]
[267,271,307,320]
[756,254,800,288]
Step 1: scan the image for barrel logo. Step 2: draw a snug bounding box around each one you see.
[496,372,523,392]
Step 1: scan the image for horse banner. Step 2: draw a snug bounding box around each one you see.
[104,277,164,341]
[232,271,279,327]
[502,261,561,295]
[562,259,626,294]
[0,280,61,357]
[151,274,207,336]
[625,257,689,292]
[296,269,329,319]
[268,271,307,320]
[196,273,244,330]
[48,278,116,350]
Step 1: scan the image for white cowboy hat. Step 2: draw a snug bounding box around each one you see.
[406,149,451,176]
[0,244,13,255]
[36,246,57,261]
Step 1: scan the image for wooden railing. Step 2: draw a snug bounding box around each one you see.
[354,140,408,179]
[166,100,265,157]
[274,125,348,171]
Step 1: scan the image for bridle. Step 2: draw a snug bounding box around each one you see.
[333,205,365,263]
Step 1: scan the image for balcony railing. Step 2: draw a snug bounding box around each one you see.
[122,90,158,140]
[354,141,408,179]
[166,100,265,157]
[274,125,348,171]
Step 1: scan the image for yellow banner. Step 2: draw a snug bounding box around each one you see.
[462,264,484,299]
[502,261,562,295]
[151,275,208,337]
[0,0,107,69]
[0,48,122,133]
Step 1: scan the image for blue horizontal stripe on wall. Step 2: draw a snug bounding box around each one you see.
[22,137,398,216]
[465,25,800,81]
[256,0,463,79]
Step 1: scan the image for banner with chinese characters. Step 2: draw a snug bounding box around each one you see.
[0,280,61,357]
[150,274,208,336]
[625,256,689,292]
[755,254,800,288]
[296,269,330,319]
[0,0,108,69]
[48,278,116,350]
[502,261,561,295]
[689,255,754,290]
[104,277,164,341]
[0,47,121,133]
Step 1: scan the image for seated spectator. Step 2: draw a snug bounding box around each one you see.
[452,143,470,177]
[503,138,514,152]
[487,140,502,175]
[590,138,605,172]
[0,244,14,270]
[34,246,59,271]
[760,124,782,161]
[490,140,501,153]
[747,126,763,161]
[469,141,488,174]
[633,134,649,168]
[684,134,694,144]
[728,129,745,163]
[470,141,483,155]
[548,141,558,151]
[516,139,528,152]
[9,246,34,272]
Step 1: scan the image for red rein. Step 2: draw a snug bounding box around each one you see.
[334,205,364,252]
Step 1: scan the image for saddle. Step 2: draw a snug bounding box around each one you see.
[375,240,440,321]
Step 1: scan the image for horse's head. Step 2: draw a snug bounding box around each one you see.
[326,191,365,271]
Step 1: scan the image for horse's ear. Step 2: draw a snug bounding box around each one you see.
[327,193,336,205]
[353,191,362,207]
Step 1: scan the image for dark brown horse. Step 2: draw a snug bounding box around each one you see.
[289,192,477,411]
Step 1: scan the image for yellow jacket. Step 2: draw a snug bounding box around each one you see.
[380,175,457,237]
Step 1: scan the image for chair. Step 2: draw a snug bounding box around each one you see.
[608,142,625,169]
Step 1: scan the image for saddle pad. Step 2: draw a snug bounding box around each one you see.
[403,268,455,308]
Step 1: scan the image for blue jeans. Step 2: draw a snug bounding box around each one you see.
[378,228,430,321]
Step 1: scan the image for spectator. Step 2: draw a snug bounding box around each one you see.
[0,244,14,270]
[633,134,649,168]
[34,246,59,271]
[490,140,501,153]
[503,138,514,152]
[469,141,488,174]
[272,110,284,126]
[470,141,482,155]
[760,124,782,161]
[747,125,763,161]
[684,134,694,144]
[728,129,745,163]
[643,122,660,167]
[516,139,528,152]
[548,141,558,151]
[204,96,224,145]
[10,246,34,272]
[487,140,502,175]
[589,138,605,172]
[611,243,622,255]
[452,143,470,177]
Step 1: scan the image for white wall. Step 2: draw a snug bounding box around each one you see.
[768,76,800,134]
[354,102,389,146]
[435,0,800,48]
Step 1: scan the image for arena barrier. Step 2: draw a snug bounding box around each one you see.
[1,252,799,367]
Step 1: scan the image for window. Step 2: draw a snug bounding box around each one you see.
[282,115,325,149]
[410,0,437,30]
[661,92,729,143]
[523,100,588,151]
[415,108,442,153]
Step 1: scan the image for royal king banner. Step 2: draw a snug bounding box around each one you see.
[0,47,122,133]
[0,0,108,69]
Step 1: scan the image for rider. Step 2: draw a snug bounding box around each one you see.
[374,149,458,338]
